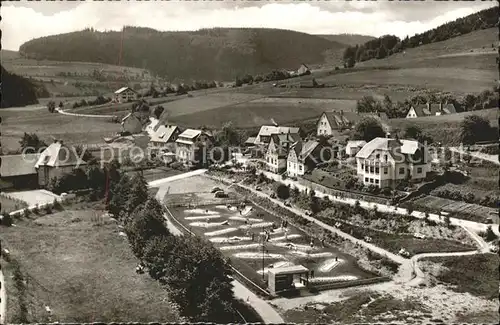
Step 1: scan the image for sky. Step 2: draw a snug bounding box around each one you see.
[2,0,497,51]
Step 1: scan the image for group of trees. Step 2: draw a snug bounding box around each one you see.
[72,95,112,108]
[343,6,498,67]
[109,172,241,322]
[19,132,48,153]
[459,114,497,145]
[355,88,498,119]
[1,65,47,108]
[352,117,386,142]
[431,188,498,209]
[234,69,301,87]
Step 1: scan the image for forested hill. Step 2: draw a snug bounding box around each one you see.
[1,65,47,108]
[342,6,499,66]
[316,34,376,46]
[19,27,346,81]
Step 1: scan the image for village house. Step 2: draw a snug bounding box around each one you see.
[265,132,301,174]
[121,112,144,134]
[144,117,160,136]
[149,124,181,155]
[406,102,457,118]
[35,140,88,188]
[297,63,310,76]
[249,125,301,146]
[175,129,214,166]
[0,154,41,189]
[317,111,388,137]
[355,136,431,189]
[114,86,138,103]
[346,140,367,157]
[287,140,329,177]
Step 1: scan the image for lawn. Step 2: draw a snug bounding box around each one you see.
[0,195,28,213]
[421,253,499,300]
[124,167,182,182]
[1,203,181,323]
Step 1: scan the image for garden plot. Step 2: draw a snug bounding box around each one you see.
[413,195,496,221]
[170,203,377,291]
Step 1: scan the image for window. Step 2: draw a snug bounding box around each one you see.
[370,166,374,173]
[365,166,368,172]
[376,154,380,159]
[299,165,303,171]
[370,178,374,184]
[375,179,379,184]
[417,167,422,173]
[361,163,364,170]
[365,177,368,182]
[384,167,388,174]
[293,163,296,169]
[384,155,388,161]
[375,167,379,174]
[399,167,405,175]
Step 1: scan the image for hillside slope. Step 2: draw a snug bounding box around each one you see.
[19,27,345,82]
[316,34,376,46]
[1,65,48,108]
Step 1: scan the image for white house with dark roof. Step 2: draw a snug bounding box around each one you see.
[149,124,181,154]
[265,132,301,174]
[114,86,138,103]
[287,140,328,177]
[406,102,457,118]
[355,137,430,188]
[251,125,301,146]
[317,111,389,137]
[35,140,88,187]
[175,129,214,165]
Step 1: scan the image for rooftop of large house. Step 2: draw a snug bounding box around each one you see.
[34,141,87,168]
[0,154,40,177]
[150,124,179,143]
[114,86,136,94]
[412,103,457,116]
[322,111,389,128]
[258,126,300,137]
[178,129,203,139]
[355,137,421,159]
[290,140,320,161]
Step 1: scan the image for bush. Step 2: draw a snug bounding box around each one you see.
[44,204,53,214]
[23,208,30,218]
[33,204,40,215]
[275,184,290,200]
[1,212,13,226]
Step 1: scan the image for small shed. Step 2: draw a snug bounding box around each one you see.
[268,265,309,295]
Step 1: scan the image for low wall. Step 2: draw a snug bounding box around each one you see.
[312,276,390,291]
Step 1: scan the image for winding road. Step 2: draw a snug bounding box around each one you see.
[55,107,117,118]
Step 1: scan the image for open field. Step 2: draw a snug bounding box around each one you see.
[0,109,121,153]
[388,108,498,146]
[315,68,496,95]
[1,203,180,323]
[357,28,498,72]
[170,97,357,128]
[420,253,499,300]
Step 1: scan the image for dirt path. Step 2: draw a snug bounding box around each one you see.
[55,107,116,118]
[0,268,5,325]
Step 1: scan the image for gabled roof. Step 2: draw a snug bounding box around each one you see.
[256,126,300,141]
[245,137,257,145]
[270,133,301,147]
[121,112,142,123]
[290,140,320,162]
[0,154,39,177]
[355,137,422,159]
[35,142,87,168]
[150,125,179,143]
[178,129,202,139]
[114,87,136,94]
[442,103,456,114]
[410,103,456,117]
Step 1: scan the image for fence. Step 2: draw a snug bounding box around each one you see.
[297,177,390,205]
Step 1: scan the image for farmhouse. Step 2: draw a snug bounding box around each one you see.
[175,129,214,166]
[0,154,40,189]
[149,124,181,153]
[287,140,328,177]
[265,132,300,174]
[251,125,301,146]
[406,102,457,118]
[35,140,88,188]
[114,86,138,103]
[346,140,367,157]
[297,63,310,76]
[355,137,430,189]
[121,112,144,134]
[317,111,388,136]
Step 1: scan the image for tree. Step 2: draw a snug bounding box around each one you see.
[153,105,164,119]
[345,56,355,68]
[356,96,383,113]
[234,77,243,87]
[47,100,56,113]
[459,115,493,145]
[59,101,64,108]
[108,173,131,217]
[215,121,241,146]
[125,173,149,217]
[376,45,388,59]
[275,184,290,200]
[125,198,169,259]
[19,132,47,153]
[353,118,385,142]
